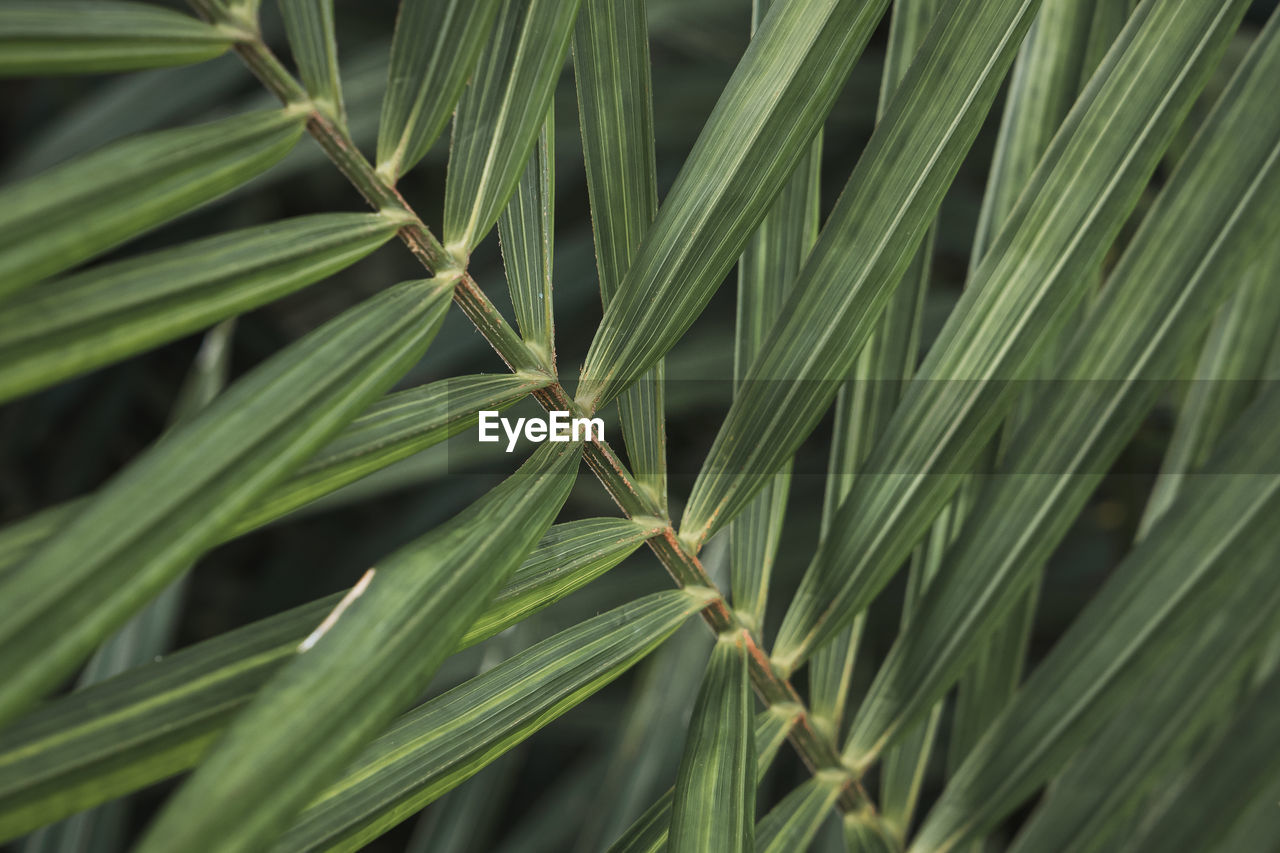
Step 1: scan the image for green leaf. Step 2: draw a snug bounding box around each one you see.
[1117,667,1280,853]
[276,588,711,852]
[498,108,556,368]
[668,633,756,853]
[1136,240,1280,537]
[376,0,503,181]
[843,10,1280,765]
[0,109,305,302]
[0,212,402,403]
[1003,536,1280,853]
[573,0,667,507]
[766,0,1252,670]
[575,0,891,411]
[0,1,233,76]
[0,372,547,573]
[280,0,344,119]
[443,0,584,254]
[904,384,1280,853]
[754,773,844,853]
[0,518,652,843]
[606,705,801,853]
[843,808,899,853]
[17,320,234,853]
[678,0,1043,548]
[0,277,455,726]
[728,0,823,635]
[135,441,581,853]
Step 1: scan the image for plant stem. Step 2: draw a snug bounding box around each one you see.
[214,23,870,814]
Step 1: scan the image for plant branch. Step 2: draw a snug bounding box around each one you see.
[214,25,870,814]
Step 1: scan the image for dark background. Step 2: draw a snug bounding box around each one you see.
[1,1,1276,849]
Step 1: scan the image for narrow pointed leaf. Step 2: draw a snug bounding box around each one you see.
[573,0,667,506]
[0,372,548,572]
[768,0,1252,668]
[0,277,455,726]
[0,518,652,843]
[280,0,344,118]
[1136,242,1280,537]
[679,0,1044,547]
[0,110,304,302]
[1004,538,1280,853]
[754,774,844,853]
[276,588,711,852]
[376,0,503,181]
[843,809,899,853]
[668,634,755,853]
[844,13,1280,763]
[905,385,1280,853]
[1118,666,1280,853]
[0,1,232,76]
[609,705,800,853]
[0,213,402,403]
[443,0,584,254]
[498,109,556,368]
[727,0,824,634]
[575,0,891,410]
[136,442,581,853]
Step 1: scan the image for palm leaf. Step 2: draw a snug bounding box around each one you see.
[754,774,844,853]
[498,109,556,368]
[280,0,344,119]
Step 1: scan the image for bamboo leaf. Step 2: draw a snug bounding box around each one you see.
[17,320,234,853]
[678,0,1044,548]
[280,0,344,119]
[498,108,556,368]
[442,0,584,255]
[843,808,899,853]
[573,0,667,507]
[843,11,1280,765]
[575,0,891,411]
[1118,666,1280,853]
[0,1,233,76]
[276,588,712,852]
[1003,531,1280,853]
[754,774,844,853]
[608,705,800,853]
[0,110,305,302]
[135,441,582,853]
[376,0,503,181]
[0,213,402,403]
[728,0,823,635]
[668,633,756,853]
[904,384,1280,853]
[0,277,455,726]
[0,372,547,572]
[0,518,651,843]
[766,0,1253,669]
[1136,241,1280,537]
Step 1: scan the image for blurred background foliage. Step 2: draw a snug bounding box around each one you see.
[0,1,1276,849]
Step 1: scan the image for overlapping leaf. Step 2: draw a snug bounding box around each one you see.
[0,213,402,403]
[0,277,455,726]
[275,589,712,852]
[136,441,582,853]
[844,10,1280,763]
[767,0,1252,669]
[498,109,556,368]
[905,384,1280,853]
[754,774,844,853]
[443,0,584,254]
[575,0,891,411]
[0,110,304,302]
[573,0,667,507]
[377,0,503,181]
[0,1,232,76]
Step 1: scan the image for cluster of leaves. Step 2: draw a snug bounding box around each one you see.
[1,0,1279,851]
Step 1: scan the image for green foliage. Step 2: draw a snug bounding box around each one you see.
[1,0,1278,851]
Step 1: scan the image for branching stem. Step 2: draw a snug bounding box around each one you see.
[211,22,871,815]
